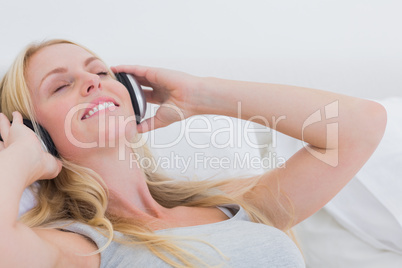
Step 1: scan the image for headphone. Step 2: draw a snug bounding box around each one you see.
[0,72,147,158]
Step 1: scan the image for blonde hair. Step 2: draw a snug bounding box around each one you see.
[0,39,295,267]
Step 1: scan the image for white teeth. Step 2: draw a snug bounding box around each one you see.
[83,101,116,119]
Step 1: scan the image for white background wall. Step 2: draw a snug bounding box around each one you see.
[1,0,401,99]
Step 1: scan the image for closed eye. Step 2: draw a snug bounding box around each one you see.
[54,84,69,93]
[97,71,109,76]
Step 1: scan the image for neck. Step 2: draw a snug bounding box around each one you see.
[76,144,168,219]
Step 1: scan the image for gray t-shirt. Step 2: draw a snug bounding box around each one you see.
[63,204,305,267]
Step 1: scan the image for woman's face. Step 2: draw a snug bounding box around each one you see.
[26,43,137,160]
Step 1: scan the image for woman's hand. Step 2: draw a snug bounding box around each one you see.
[111,65,206,133]
[0,112,62,186]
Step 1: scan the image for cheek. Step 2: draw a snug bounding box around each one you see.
[108,80,135,114]
[35,104,77,155]
[35,105,66,135]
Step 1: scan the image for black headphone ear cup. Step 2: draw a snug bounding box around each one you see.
[22,119,59,158]
[0,119,59,157]
[115,72,147,124]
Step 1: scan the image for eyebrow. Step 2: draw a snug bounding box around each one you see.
[39,56,101,88]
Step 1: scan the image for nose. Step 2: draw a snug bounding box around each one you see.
[81,73,101,96]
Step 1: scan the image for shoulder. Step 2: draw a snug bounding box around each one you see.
[34,227,100,268]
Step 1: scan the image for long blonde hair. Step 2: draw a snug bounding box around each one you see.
[0,39,294,267]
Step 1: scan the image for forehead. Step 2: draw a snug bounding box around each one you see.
[27,43,96,88]
[29,43,94,71]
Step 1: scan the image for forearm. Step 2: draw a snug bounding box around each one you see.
[197,77,382,149]
[0,145,34,228]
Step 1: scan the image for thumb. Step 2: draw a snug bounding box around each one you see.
[137,116,167,133]
[136,103,186,133]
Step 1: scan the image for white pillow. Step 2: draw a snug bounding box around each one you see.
[142,104,274,180]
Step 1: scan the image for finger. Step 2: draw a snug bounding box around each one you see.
[137,116,167,133]
[11,111,23,124]
[112,65,162,85]
[134,76,154,88]
[0,113,11,142]
[112,66,156,88]
[142,89,162,105]
[111,65,150,77]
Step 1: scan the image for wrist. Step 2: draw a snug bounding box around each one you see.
[191,77,227,116]
[192,77,240,117]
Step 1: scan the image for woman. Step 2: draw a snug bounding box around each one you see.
[0,39,386,267]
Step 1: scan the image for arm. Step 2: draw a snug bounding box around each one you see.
[200,78,387,228]
[111,66,387,229]
[0,112,99,267]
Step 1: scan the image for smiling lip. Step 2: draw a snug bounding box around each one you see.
[81,97,120,120]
